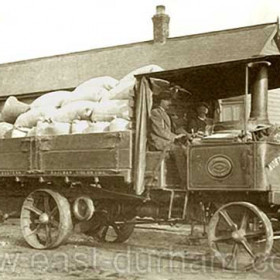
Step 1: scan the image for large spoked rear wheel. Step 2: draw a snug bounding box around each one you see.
[21,189,73,249]
[208,202,273,270]
[87,213,135,243]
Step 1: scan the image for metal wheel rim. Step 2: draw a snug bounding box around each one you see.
[208,201,274,270]
[21,189,73,249]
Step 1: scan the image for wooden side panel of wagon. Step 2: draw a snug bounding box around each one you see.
[0,138,32,175]
[36,131,133,182]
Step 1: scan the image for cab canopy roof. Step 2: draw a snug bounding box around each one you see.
[136,55,280,101]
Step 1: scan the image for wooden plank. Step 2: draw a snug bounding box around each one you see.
[40,149,119,170]
[40,148,132,170]
[0,138,31,170]
[38,131,132,151]
[0,137,29,152]
[0,152,30,170]
[118,148,132,168]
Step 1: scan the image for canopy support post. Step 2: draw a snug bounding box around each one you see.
[244,64,249,137]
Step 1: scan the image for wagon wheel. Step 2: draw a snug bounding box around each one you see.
[94,222,135,243]
[21,189,73,249]
[208,202,273,270]
[87,213,135,243]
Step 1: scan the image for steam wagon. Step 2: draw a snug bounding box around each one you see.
[1,54,280,270]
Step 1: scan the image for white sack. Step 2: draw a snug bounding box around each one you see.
[51,101,96,123]
[11,127,30,138]
[36,120,71,136]
[120,65,163,83]
[27,127,37,137]
[91,100,131,121]
[0,122,14,138]
[83,122,110,133]
[63,83,111,105]
[71,120,91,134]
[1,96,30,124]
[109,118,130,132]
[75,76,118,91]
[91,114,116,122]
[31,90,71,108]
[63,87,109,105]
[14,107,57,128]
[108,79,135,100]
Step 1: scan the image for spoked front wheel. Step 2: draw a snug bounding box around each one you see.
[21,189,73,249]
[208,202,273,270]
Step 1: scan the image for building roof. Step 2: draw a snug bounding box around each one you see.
[0,22,279,98]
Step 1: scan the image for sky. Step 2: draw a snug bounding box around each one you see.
[0,0,279,64]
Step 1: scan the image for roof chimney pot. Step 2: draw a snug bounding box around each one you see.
[156,5,166,15]
[152,5,170,44]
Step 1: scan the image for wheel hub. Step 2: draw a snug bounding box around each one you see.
[39,213,49,224]
[231,229,245,242]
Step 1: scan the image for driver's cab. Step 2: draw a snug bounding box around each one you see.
[134,55,280,194]
[143,79,218,190]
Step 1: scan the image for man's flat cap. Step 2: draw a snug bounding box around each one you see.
[155,90,173,100]
[196,102,210,109]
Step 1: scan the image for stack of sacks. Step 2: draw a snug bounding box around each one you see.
[96,65,163,130]
[40,66,162,134]
[0,91,72,137]
[0,66,163,138]
[62,76,118,105]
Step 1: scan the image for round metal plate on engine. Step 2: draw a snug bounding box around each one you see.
[207,155,233,178]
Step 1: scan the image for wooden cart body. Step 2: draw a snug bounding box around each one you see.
[0,131,133,182]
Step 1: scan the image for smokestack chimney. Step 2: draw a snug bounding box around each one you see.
[249,61,271,124]
[152,5,170,44]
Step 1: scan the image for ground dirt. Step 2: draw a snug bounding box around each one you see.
[0,220,279,280]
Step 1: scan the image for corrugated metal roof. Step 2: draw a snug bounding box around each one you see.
[0,22,279,97]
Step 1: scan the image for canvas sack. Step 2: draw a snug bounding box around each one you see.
[15,107,57,128]
[31,90,71,108]
[2,96,30,124]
